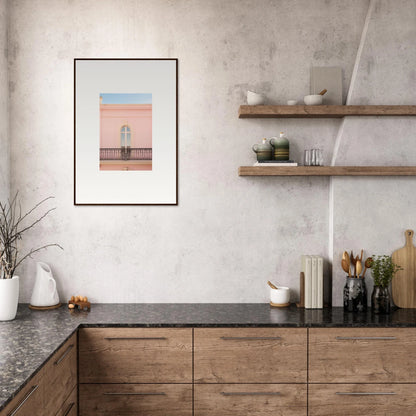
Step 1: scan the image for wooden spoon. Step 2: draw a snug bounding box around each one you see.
[319,89,327,95]
[361,257,373,278]
[341,258,351,277]
[354,255,359,277]
[356,260,363,277]
[350,251,356,266]
[267,281,278,290]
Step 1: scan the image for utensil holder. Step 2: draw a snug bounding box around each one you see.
[343,276,367,312]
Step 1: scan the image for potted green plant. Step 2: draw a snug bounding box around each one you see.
[370,255,402,314]
[0,193,62,321]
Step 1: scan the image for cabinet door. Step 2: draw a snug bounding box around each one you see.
[55,386,77,416]
[79,328,192,383]
[194,328,307,383]
[79,384,192,416]
[43,332,77,414]
[309,384,416,415]
[194,384,307,416]
[309,328,416,382]
[0,372,43,416]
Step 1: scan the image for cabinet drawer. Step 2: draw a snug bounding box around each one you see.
[79,328,192,383]
[1,372,43,416]
[43,333,77,414]
[309,384,416,415]
[194,328,307,383]
[79,384,192,416]
[55,386,77,416]
[194,384,307,416]
[309,328,416,382]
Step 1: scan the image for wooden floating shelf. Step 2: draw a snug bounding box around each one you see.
[238,105,416,118]
[238,166,416,176]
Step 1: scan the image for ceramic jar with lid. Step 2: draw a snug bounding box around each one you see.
[252,138,272,161]
[270,132,289,160]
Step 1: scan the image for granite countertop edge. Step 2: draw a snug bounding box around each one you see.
[2,303,416,411]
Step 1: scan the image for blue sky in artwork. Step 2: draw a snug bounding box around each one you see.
[100,93,152,104]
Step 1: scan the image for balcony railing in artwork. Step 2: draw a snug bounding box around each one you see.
[100,148,152,161]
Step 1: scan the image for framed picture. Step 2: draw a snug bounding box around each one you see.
[74,58,178,205]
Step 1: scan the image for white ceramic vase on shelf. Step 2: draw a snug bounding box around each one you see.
[0,276,19,321]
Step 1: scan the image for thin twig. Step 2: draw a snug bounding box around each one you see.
[12,244,64,275]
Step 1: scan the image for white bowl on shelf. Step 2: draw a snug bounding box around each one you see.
[304,94,323,105]
[247,90,265,105]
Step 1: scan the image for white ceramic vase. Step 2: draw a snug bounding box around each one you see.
[0,276,19,321]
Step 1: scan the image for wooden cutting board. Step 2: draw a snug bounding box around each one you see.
[392,230,416,308]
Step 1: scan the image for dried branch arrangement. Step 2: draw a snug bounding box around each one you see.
[0,192,63,279]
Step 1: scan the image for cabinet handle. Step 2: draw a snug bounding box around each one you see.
[336,392,396,396]
[335,336,396,341]
[8,385,39,416]
[104,337,167,340]
[103,392,166,396]
[221,392,281,396]
[63,402,75,416]
[220,337,282,340]
[54,344,74,365]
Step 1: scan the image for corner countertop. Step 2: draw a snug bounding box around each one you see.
[2,303,416,411]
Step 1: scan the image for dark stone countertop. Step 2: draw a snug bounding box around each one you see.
[2,303,416,410]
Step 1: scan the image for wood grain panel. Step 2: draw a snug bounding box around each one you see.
[238,105,416,118]
[309,384,416,415]
[43,333,77,415]
[194,384,307,416]
[79,328,192,383]
[392,229,416,308]
[55,386,77,416]
[238,166,416,176]
[194,328,307,383]
[79,384,192,416]
[0,371,43,416]
[309,328,416,382]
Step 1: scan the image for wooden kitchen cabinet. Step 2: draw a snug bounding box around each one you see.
[309,384,416,415]
[194,328,307,383]
[55,386,77,416]
[79,327,192,383]
[0,333,77,416]
[194,384,307,416]
[0,371,44,416]
[43,332,77,414]
[309,328,416,383]
[79,383,192,415]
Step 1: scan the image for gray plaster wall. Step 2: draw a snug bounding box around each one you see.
[0,0,8,203]
[331,0,416,305]
[5,0,414,305]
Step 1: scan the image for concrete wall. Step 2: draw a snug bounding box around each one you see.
[331,0,416,304]
[0,0,8,203]
[5,0,415,304]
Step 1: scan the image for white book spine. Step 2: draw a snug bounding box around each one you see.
[311,256,318,309]
[301,255,312,309]
[317,256,324,309]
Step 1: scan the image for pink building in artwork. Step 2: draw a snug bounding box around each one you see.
[99,97,152,171]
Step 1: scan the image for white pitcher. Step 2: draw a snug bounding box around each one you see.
[30,262,60,307]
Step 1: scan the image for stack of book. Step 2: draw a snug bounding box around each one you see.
[301,255,323,309]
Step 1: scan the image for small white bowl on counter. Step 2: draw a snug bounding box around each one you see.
[270,286,290,307]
